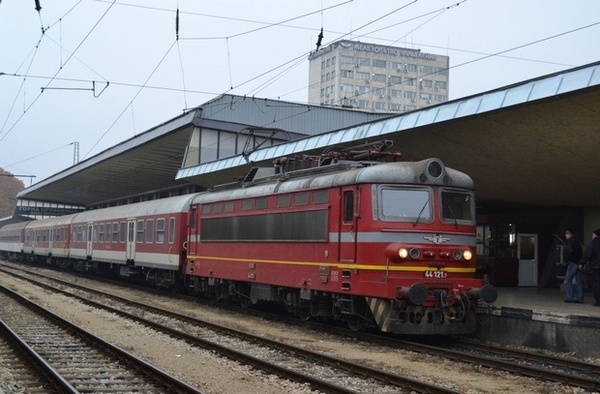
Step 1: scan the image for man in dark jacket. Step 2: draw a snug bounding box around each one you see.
[563,230,583,303]
[579,229,600,306]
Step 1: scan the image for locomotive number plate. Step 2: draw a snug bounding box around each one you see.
[424,270,447,278]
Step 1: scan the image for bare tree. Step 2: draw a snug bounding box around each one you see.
[0,169,25,217]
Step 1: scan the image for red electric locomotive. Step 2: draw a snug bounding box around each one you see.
[184,144,497,335]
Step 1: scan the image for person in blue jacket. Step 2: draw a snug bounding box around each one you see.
[563,230,583,303]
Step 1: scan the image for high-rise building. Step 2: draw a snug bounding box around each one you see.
[308,40,449,113]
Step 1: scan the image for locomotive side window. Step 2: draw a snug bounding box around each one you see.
[277,195,291,207]
[294,192,309,206]
[241,199,252,211]
[224,201,234,212]
[314,190,329,204]
[440,190,474,223]
[256,197,268,209]
[343,190,354,223]
[202,205,211,214]
[379,187,432,222]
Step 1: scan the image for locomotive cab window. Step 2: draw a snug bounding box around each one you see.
[440,190,475,224]
[378,186,432,222]
[343,190,354,223]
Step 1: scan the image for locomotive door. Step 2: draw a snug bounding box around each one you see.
[86,223,93,257]
[339,187,358,263]
[126,220,137,261]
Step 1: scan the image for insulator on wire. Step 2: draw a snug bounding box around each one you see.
[315,27,324,50]
[34,0,42,12]
[176,8,180,40]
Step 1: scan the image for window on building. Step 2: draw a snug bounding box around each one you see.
[389,89,401,98]
[356,71,370,81]
[404,91,417,100]
[388,103,401,111]
[341,69,353,78]
[404,78,416,86]
[373,59,386,68]
[389,75,401,85]
[373,73,386,82]
[357,57,370,66]
[373,88,385,97]
[372,101,385,110]
[341,55,354,64]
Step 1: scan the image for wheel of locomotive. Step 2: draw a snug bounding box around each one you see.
[235,283,252,308]
[346,316,366,331]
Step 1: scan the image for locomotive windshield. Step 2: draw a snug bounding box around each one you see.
[379,187,432,222]
[440,189,475,223]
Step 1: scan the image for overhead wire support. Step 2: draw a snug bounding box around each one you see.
[39,81,110,98]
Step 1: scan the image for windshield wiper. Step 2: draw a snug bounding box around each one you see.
[445,201,459,228]
[413,200,430,227]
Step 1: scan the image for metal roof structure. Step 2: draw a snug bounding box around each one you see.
[178,61,600,208]
[15,61,600,210]
[17,95,389,207]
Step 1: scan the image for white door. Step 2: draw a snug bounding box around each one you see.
[517,233,538,286]
[126,220,136,261]
[86,224,93,257]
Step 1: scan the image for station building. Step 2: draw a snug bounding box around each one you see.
[4,61,600,291]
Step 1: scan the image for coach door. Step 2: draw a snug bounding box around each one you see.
[86,224,93,257]
[126,220,136,261]
[339,187,358,263]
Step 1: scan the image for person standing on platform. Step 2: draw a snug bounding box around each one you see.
[563,230,583,303]
[579,229,600,307]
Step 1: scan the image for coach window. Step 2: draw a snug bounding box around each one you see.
[146,219,154,243]
[120,222,126,243]
[112,223,119,243]
[168,217,175,244]
[343,191,354,223]
[136,220,144,243]
[156,219,165,244]
[256,197,267,209]
[99,224,105,243]
[106,224,112,243]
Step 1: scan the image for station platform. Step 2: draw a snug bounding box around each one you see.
[475,287,600,358]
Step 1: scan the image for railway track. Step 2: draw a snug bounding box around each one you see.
[3,262,599,392]
[0,284,204,394]
[0,264,458,394]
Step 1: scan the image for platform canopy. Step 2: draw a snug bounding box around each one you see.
[16,62,600,209]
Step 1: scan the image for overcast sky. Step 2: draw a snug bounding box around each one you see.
[1,0,599,185]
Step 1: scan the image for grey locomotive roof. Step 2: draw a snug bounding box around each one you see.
[191,158,473,205]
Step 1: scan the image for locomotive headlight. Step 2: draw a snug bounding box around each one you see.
[453,250,462,260]
[398,248,409,259]
[463,250,473,261]
[409,248,420,259]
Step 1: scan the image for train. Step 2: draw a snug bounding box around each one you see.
[0,144,497,335]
